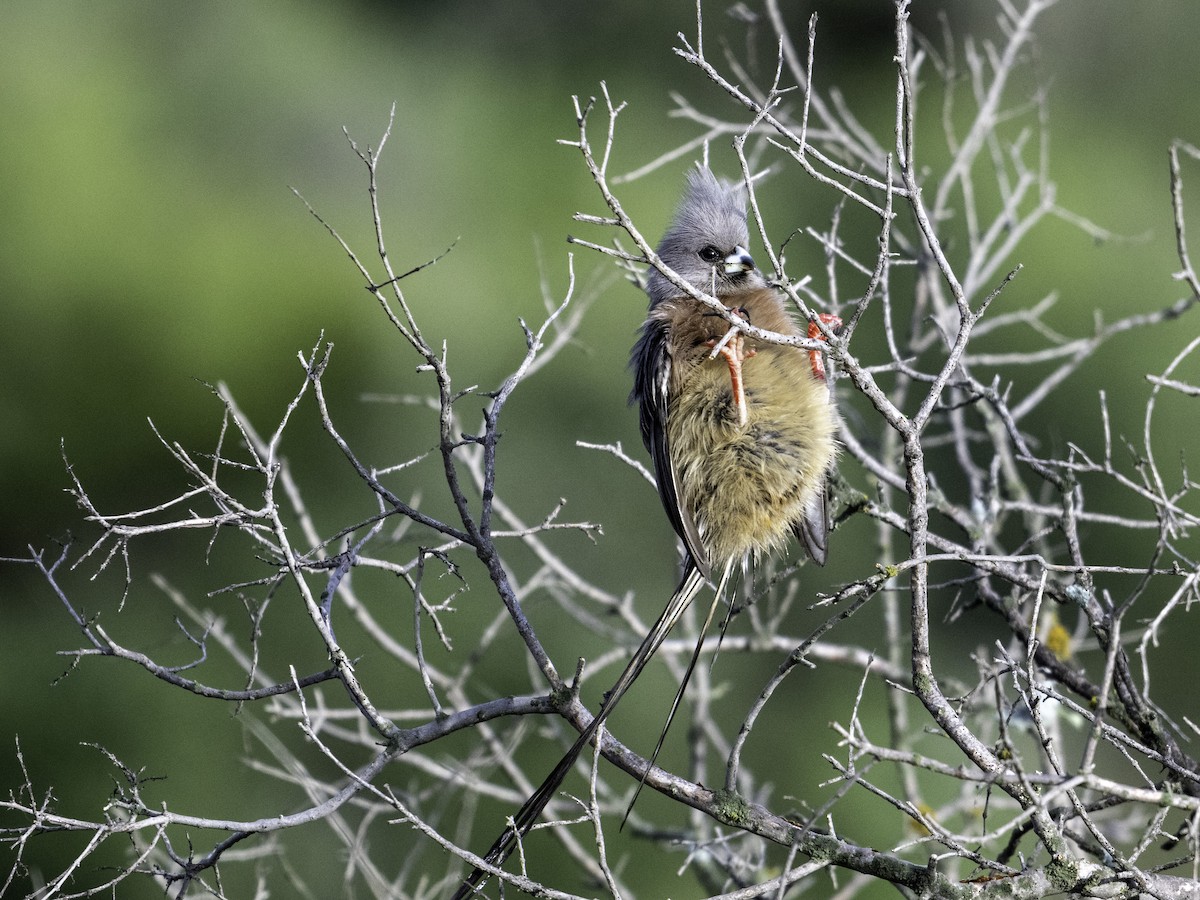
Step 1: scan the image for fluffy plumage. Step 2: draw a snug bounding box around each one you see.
[450,168,837,899]
[633,167,837,571]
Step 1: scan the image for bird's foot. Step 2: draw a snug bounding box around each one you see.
[706,306,756,427]
[807,312,842,380]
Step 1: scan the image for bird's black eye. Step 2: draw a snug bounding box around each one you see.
[698,245,722,264]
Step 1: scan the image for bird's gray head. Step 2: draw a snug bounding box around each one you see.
[645,167,766,307]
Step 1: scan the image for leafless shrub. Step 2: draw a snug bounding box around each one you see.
[4,1,1199,897]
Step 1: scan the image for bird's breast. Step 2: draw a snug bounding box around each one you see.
[667,346,838,565]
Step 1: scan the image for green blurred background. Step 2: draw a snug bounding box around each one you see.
[2,1,1198,897]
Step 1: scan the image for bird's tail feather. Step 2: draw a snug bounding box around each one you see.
[620,559,732,828]
[709,559,743,671]
[450,562,709,899]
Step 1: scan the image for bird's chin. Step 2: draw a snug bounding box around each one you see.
[722,270,762,291]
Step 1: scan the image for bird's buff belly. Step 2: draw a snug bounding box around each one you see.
[667,356,836,564]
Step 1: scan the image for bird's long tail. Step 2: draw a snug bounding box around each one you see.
[449,563,709,899]
[620,558,734,828]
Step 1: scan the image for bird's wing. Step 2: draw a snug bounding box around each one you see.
[449,562,709,899]
[794,484,830,566]
[631,315,712,580]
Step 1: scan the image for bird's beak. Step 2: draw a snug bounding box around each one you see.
[723,246,755,275]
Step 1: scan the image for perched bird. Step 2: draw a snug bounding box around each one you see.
[451,168,838,898]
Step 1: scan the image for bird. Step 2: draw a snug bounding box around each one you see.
[450,167,839,898]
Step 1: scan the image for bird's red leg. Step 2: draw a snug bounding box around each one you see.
[808,312,842,380]
[706,307,756,427]
[716,335,754,426]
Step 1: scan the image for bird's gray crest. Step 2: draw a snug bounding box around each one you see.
[646,167,763,306]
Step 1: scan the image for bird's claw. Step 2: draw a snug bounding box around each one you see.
[706,307,756,427]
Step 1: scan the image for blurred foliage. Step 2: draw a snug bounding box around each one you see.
[1,1,1198,897]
